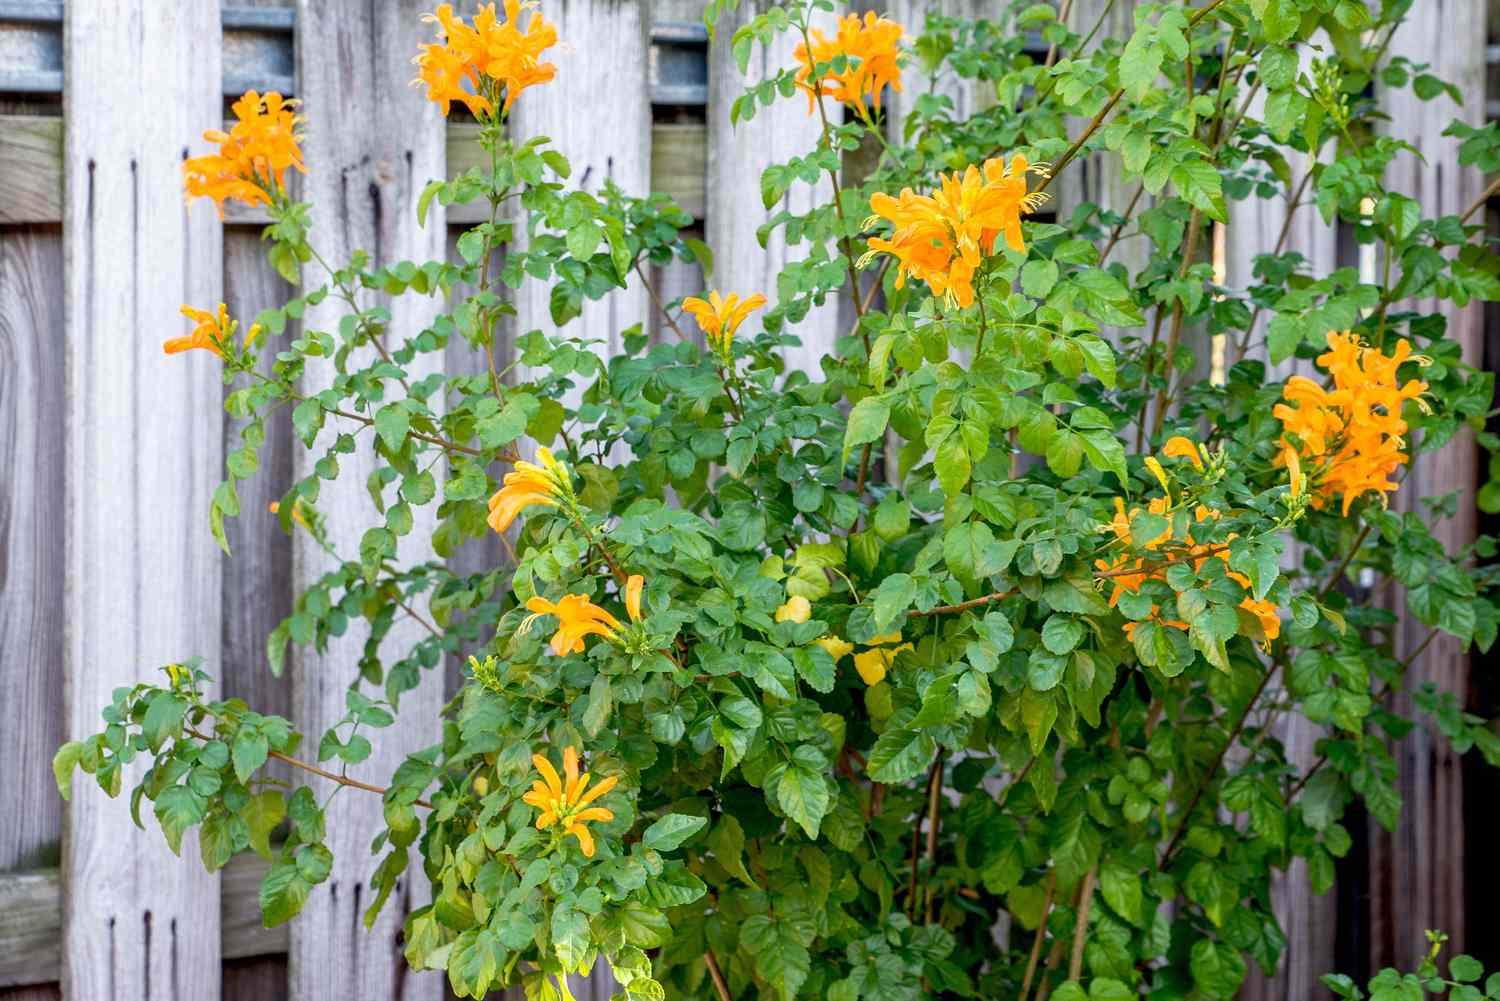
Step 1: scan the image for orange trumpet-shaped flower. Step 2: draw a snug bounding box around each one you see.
[794,11,905,118]
[413,0,558,120]
[521,746,618,857]
[1275,331,1428,515]
[681,291,767,357]
[863,156,1048,309]
[524,593,623,655]
[487,447,571,533]
[1161,436,1206,471]
[624,574,644,623]
[183,91,304,217]
[165,304,233,357]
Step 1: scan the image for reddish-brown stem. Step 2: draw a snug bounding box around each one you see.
[704,949,734,1001]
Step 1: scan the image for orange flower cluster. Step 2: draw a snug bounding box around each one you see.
[863,156,1047,309]
[524,574,644,656]
[523,746,617,857]
[413,1,558,119]
[793,11,905,118]
[488,447,571,533]
[183,91,304,217]
[1274,331,1428,516]
[165,303,261,357]
[1097,498,1281,645]
[682,291,767,358]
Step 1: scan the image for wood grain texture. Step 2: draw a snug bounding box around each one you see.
[0,117,62,224]
[508,6,647,995]
[3,120,701,227]
[883,0,988,130]
[511,0,653,378]
[62,3,225,999]
[1368,0,1485,972]
[222,231,295,724]
[0,854,285,989]
[707,0,840,376]
[1220,54,1341,1001]
[289,3,449,999]
[0,227,65,875]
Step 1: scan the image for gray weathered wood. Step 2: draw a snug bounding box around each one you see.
[884,0,987,132]
[507,6,648,995]
[0,116,61,224]
[1227,161,1339,1001]
[0,226,64,875]
[1368,0,1485,971]
[707,1,840,376]
[511,0,652,376]
[222,230,295,723]
[5,119,703,228]
[62,3,225,999]
[290,2,448,998]
[0,854,286,990]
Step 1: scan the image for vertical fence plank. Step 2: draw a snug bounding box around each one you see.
[511,0,652,375]
[220,230,294,1001]
[222,231,296,724]
[1226,146,1339,1001]
[1369,0,1486,970]
[707,2,840,376]
[62,3,225,999]
[509,6,648,994]
[290,3,447,998]
[885,0,986,129]
[0,226,65,876]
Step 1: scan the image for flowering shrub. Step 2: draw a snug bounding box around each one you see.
[57,1,1500,999]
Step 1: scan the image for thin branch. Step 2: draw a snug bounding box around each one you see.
[636,260,690,341]
[704,949,734,1001]
[1157,659,1280,868]
[1098,184,1146,264]
[908,753,945,920]
[1068,866,1097,981]
[1316,521,1373,599]
[923,750,947,924]
[188,726,433,809]
[1018,871,1058,1001]
[908,589,1017,618]
[1460,175,1500,224]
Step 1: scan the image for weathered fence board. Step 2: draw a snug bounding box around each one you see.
[1370,0,1487,971]
[0,226,64,877]
[61,3,225,999]
[512,0,653,374]
[707,0,841,376]
[288,1,447,998]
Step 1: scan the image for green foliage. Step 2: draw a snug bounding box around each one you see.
[59,0,1500,998]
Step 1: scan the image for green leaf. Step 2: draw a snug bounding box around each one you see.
[867,726,935,783]
[843,396,890,464]
[1021,687,1058,753]
[642,813,708,851]
[53,741,84,800]
[244,790,286,860]
[1120,30,1164,101]
[776,766,830,839]
[1099,860,1143,925]
[740,914,812,1001]
[233,728,270,783]
[1190,938,1248,999]
[870,573,917,632]
[260,859,312,927]
[1041,615,1086,654]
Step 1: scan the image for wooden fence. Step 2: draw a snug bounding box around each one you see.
[0,1,1492,999]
